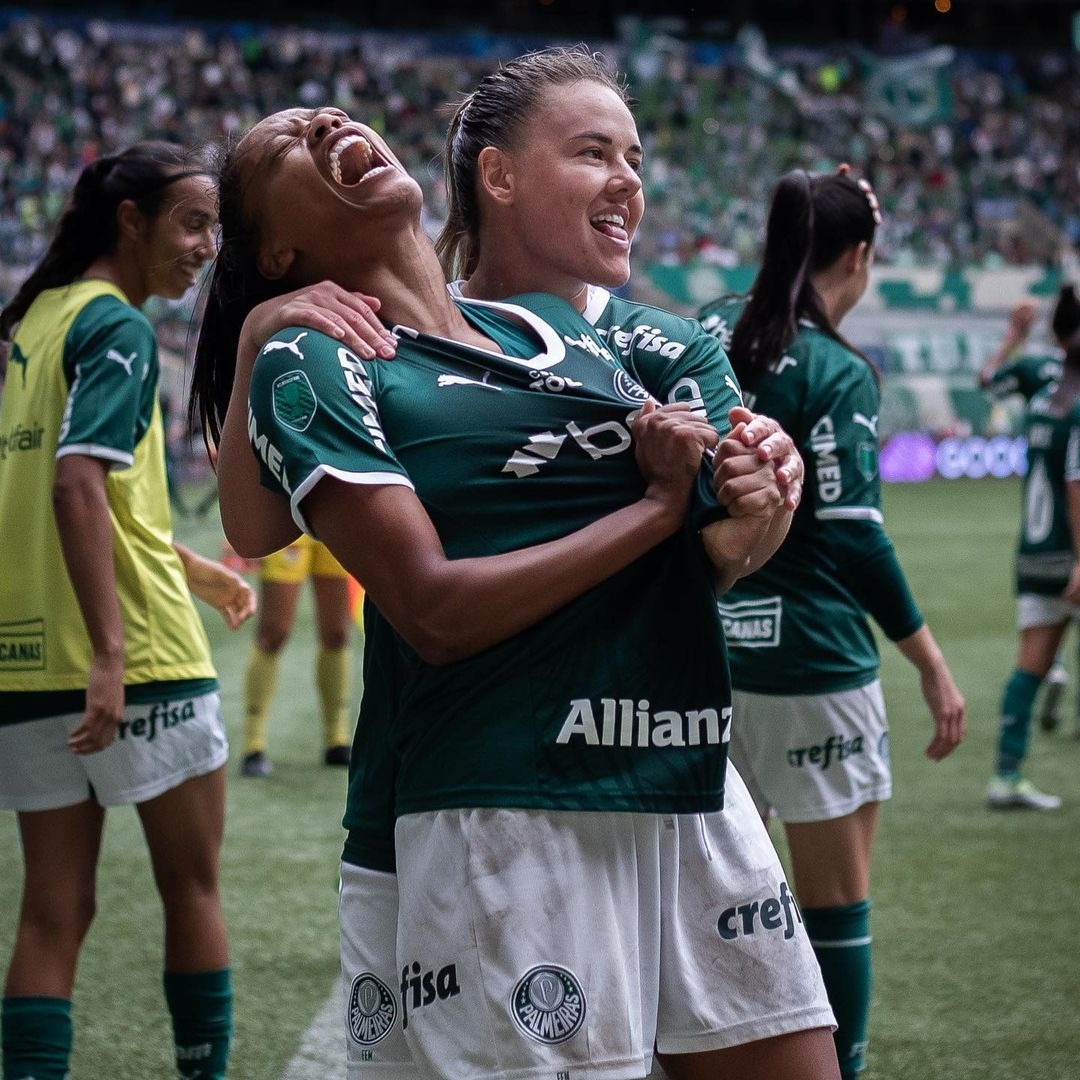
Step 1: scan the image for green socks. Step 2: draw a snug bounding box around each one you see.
[803,900,872,1079]
[163,969,232,1080]
[2,996,72,1080]
[997,668,1042,777]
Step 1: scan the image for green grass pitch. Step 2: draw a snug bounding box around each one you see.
[1,477,1078,1078]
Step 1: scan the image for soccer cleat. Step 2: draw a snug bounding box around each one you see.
[1038,664,1067,732]
[985,775,1061,810]
[324,744,351,767]
[241,750,273,777]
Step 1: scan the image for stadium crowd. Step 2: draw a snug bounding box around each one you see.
[1,14,1079,309]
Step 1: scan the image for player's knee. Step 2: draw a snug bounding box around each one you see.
[257,627,290,653]
[320,627,349,651]
[22,887,96,947]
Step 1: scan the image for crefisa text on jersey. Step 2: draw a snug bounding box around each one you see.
[399,962,460,1030]
[556,699,732,748]
[115,699,198,743]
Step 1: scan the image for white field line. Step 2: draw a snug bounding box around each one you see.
[280,979,346,1080]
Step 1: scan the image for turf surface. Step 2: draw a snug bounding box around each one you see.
[1,477,1078,1079]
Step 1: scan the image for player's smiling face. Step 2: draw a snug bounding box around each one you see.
[140,173,217,300]
[500,80,644,291]
[237,107,422,284]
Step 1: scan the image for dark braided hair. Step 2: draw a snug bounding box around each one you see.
[436,46,628,282]
[728,169,879,390]
[188,138,294,451]
[0,142,202,340]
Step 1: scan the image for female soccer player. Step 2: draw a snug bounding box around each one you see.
[697,167,966,1080]
[0,144,254,1080]
[240,535,354,777]
[984,285,1080,809]
[980,295,1072,740]
[190,102,839,1080]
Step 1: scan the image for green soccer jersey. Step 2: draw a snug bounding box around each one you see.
[582,286,744,426]
[1014,383,1080,595]
[986,352,1063,403]
[699,295,903,695]
[249,293,736,859]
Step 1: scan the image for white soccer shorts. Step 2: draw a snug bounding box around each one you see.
[1016,592,1080,630]
[340,863,416,1078]
[0,690,227,811]
[387,769,833,1080]
[729,680,891,823]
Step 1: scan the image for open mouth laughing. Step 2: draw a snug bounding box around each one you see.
[326,130,394,188]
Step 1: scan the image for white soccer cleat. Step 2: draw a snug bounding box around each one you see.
[985,775,1062,811]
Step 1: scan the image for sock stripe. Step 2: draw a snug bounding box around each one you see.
[808,935,873,948]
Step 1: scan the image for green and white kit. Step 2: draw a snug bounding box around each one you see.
[699,295,923,822]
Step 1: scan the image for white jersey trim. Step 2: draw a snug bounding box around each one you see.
[55,443,133,468]
[398,294,568,371]
[807,936,873,949]
[581,285,611,326]
[815,507,884,525]
[290,464,415,535]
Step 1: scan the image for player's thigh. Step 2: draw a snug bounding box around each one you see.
[394,807,659,1080]
[658,1026,839,1080]
[783,802,880,908]
[339,862,415,1077]
[655,771,834,1058]
[1014,609,1071,675]
[136,765,226,892]
[731,684,891,825]
[16,799,105,919]
[257,580,305,651]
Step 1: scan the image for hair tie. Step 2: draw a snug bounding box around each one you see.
[856,177,883,226]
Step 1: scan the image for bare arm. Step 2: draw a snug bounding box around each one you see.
[53,455,124,754]
[303,401,714,665]
[308,481,684,665]
[173,541,258,629]
[893,625,966,760]
[978,301,1036,389]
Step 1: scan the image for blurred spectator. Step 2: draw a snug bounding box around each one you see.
[1,13,1077,310]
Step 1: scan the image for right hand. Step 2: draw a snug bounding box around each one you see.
[242,281,397,362]
[68,653,124,755]
[634,400,719,508]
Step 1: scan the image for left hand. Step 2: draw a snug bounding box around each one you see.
[727,406,803,512]
[189,559,258,629]
[1062,564,1080,605]
[713,424,785,518]
[920,663,966,761]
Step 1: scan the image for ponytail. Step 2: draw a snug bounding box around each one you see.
[0,142,198,340]
[728,169,879,389]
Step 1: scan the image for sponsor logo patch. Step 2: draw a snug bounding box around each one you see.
[611,367,651,406]
[0,619,45,671]
[399,962,460,1029]
[717,596,782,648]
[556,699,731,747]
[272,370,318,432]
[348,972,397,1046]
[787,733,864,769]
[718,881,803,941]
[510,965,586,1045]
